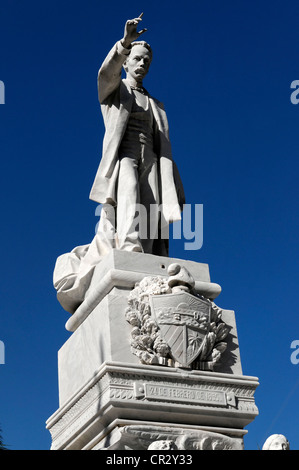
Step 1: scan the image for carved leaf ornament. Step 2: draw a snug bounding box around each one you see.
[125,265,229,371]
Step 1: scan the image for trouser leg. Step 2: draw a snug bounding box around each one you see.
[116,156,143,252]
[139,147,159,253]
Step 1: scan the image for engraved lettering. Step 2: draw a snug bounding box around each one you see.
[144,383,227,406]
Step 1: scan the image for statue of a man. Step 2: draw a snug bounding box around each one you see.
[53,14,185,313]
[89,13,184,255]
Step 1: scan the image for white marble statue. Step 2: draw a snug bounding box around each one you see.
[53,13,185,313]
[89,12,184,255]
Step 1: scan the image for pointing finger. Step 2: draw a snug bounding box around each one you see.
[128,19,140,25]
[130,18,142,24]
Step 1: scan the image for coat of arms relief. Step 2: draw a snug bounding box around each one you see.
[125,263,229,370]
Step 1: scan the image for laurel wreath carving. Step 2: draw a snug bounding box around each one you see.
[125,275,229,371]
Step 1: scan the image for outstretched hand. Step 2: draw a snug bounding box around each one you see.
[122,13,147,48]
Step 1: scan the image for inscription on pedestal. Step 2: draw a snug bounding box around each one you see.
[134,382,228,407]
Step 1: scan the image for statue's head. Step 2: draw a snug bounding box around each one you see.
[262,434,290,450]
[123,41,153,83]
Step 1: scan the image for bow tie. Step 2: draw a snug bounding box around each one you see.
[130,85,147,95]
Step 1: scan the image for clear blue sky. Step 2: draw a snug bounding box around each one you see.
[0,0,298,450]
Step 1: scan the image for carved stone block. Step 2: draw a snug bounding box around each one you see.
[46,361,259,450]
[47,251,258,450]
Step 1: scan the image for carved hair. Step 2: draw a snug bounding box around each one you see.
[130,41,153,60]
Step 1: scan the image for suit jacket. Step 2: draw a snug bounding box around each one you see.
[89,40,184,224]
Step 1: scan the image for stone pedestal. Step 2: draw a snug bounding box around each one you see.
[46,250,259,450]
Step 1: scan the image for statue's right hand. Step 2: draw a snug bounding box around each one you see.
[122,13,147,48]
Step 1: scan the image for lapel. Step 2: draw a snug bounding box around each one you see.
[121,79,134,114]
[149,96,168,134]
[149,96,172,158]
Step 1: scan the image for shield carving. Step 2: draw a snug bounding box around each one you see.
[150,292,211,368]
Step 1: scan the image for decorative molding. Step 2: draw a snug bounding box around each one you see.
[46,362,259,450]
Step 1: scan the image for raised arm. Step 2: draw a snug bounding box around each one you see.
[97,13,147,103]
